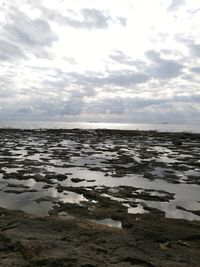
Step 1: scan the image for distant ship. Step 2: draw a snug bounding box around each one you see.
[161,122,169,124]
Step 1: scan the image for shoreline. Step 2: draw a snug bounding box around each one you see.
[0,121,200,133]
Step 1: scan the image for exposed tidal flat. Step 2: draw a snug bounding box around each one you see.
[0,128,199,266]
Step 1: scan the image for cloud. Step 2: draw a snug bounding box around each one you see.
[117,17,127,27]
[27,95,85,117]
[173,94,200,103]
[124,97,166,109]
[84,95,200,122]
[150,59,184,79]
[109,50,184,81]
[61,98,85,115]
[78,8,111,29]
[38,5,126,30]
[0,87,16,98]
[67,70,149,88]
[167,0,185,12]
[17,108,32,114]
[146,50,184,79]
[0,39,25,61]
[189,44,200,57]
[86,98,124,114]
[175,36,200,58]
[190,67,200,73]
[104,70,149,86]
[63,56,77,64]
[109,50,145,68]
[3,7,58,58]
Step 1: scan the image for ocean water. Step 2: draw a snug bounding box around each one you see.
[0,121,200,133]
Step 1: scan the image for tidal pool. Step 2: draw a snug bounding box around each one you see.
[0,129,199,221]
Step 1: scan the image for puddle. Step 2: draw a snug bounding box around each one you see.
[127,203,149,214]
[59,191,88,204]
[90,218,122,228]
[143,201,200,221]
[1,167,24,173]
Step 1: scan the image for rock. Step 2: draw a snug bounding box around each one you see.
[71,178,85,183]
[55,174,68,181]
[172,139,182,145]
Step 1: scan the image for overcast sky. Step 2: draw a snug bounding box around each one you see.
[0,0,199,123]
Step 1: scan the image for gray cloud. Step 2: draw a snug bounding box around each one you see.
[3,7,57,58]
[109,50,145,68]
[67,70,149,88]
[63,56,77,64]
[189,44,200,57]
[87,98,124,114]
[85,94,200,121]
[149,59,184,79]
[167,0,185,12]
[124,97,166,109]
[17,108,32,114]
[173,94,200,103]
[146,50,184,79]
[145,50,160,61]
[61,98,85,115]
[0,87,16,98]
[175,36,200,58]
[28,95,85,117]
[190,67,200,73]
[104,70,149,86]
[0,39,25,61]
[118,17,127,27]
[38,5,126,30]
[109,49,184,81]
[79,8,111,29]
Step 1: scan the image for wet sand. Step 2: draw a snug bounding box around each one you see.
[0,128,199,266]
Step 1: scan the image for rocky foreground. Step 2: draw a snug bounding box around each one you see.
[0,207,200,267]
[0,129,200,266]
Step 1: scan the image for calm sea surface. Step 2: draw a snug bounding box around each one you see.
[0,121,200,133]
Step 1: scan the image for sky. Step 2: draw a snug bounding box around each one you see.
[0,0,199,124]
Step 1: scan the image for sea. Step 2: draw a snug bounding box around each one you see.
[0,121,200,133]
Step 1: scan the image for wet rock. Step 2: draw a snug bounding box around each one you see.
[4,189,37,194]
[172,139,182,146]
[71,178,85,183]
[34,196,58,204]
[176,205,200,216]
[0,234,13,251]
[55,174,68,181]
[43,184,53,189]
[142,205,165,216]
[7,183,29,189]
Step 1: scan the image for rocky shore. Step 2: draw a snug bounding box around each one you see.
[0,128,199,266]
[0,207,200,267]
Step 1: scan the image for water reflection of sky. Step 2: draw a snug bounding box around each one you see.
[0,128,200,222]
[2,167,199,221]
